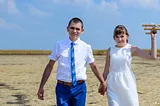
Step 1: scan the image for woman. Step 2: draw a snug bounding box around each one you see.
[99,25,157,106]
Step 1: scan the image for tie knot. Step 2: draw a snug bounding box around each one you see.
[71,42,75,46]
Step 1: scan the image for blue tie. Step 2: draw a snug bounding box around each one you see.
[71,42,77,86]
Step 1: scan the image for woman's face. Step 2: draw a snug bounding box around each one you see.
[114,33,128,47]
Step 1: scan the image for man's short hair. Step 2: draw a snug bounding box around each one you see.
[68,17,83,28]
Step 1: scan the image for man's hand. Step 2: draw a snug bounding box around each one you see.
[37,88,44,100]
[98,82,106,96]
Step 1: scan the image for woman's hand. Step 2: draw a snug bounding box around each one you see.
[151,31,157,39]
[98,81,106,96]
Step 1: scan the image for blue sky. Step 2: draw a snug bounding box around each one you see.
[0,0,160,50]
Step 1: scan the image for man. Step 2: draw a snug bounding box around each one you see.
[37,17,106,106]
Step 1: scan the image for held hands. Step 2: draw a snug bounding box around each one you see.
[37,88,44,100]
[98,81,106,96]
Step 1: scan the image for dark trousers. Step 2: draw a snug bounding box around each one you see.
[56,82,86,106]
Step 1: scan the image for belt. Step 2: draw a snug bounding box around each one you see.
[57,80,85,86]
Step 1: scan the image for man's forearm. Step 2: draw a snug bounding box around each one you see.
[39,64,53,88]
[91,65,105,84]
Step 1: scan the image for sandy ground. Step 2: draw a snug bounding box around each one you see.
[0,55,160,106]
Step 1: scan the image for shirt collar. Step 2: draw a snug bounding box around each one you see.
[66,36,80,45]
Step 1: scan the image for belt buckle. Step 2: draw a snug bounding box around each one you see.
[58,80,72,86]
[65,82,72,86]
[57,80,84,86]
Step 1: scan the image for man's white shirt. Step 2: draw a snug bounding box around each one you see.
[49,37,95,82]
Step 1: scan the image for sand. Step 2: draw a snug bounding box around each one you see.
[0,55,160,106]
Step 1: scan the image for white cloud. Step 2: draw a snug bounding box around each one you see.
[52,0,92,4]
[120,0,160,10]
[0,17,20,29]
[28,5,50,17]
[97,1,121,16]
[8,0,20,14]
[0,0,20,15]
[51,0,121,16]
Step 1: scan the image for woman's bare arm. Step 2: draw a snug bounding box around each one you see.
[131,33,157,60]
[103,48,111,81]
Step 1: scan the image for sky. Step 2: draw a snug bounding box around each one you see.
[0,0,160,50]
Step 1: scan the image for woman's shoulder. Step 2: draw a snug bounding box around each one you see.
[130,44,141,54]
[109,45,116,49]
[127,43,136,49]
[129,44,138,50]
[126,43,132,47]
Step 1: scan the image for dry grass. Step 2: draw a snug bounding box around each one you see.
[0,50,51,55]
[0,49,160,56]
[0,55,160,106]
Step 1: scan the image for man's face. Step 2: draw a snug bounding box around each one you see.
[67,21,84,41]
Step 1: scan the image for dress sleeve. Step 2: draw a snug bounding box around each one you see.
[86,45,95,64]
[48,43,59,61]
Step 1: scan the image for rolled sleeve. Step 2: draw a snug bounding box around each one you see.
[86,45,95,64]
[48,43,59,61]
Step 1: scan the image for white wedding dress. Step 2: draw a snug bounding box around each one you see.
[107,44,139,106]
